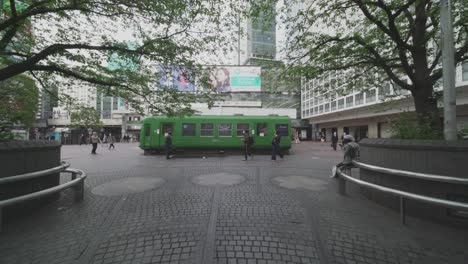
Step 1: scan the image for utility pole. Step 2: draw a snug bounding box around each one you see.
[238,12,241,65]
[440,0,457,140]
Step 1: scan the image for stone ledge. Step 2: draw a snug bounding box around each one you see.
[359,138,468,152]
[0,140,61,152]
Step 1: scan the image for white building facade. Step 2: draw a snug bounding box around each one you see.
[301,62,468,141]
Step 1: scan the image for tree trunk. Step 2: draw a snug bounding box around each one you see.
[411,82,442,134]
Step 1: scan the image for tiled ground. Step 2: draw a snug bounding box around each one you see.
[1,142,467,264]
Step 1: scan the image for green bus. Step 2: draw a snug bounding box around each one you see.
[139,115,292,154]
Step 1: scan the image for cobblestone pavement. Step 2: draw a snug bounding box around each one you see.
[1,142,467,264]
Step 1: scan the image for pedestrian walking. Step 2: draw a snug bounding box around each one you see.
[241,130,254,161]
[90,132,101,154]
[271,130,284,161]
[331,131,338,151]
[79,133,87,145]
[108,133,115,150]
[102,134,108,147]
[165,131,173,159]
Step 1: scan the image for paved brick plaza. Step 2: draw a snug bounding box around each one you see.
[1,142,467,264]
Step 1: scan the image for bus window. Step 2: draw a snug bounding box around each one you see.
[257,123,267,137]
[275,124,289,136]
[237,123,249,136]
[201,123,214,136]
[144,124,151,137]
[219,123,232,137]
[182,123,196,136]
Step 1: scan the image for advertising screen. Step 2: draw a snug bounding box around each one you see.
[157,66,195,92]
[208,66,261,92]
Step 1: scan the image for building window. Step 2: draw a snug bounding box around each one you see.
[355,93,364,105]
[182,123,196,136]
[319,105,323,113]
[338,99,344,109]
[331,101,337,111]
[366,89,376,103]
[378,83,392,100]
[314,106,318,113]
[275,124,289,136]
[257,123,267,136]
[201,123,214,136]
[237,123,249,136]
[463,61,468,81]
[219,123,232,137]
[325,103,330,112]
[346,96,353,107]
[112,96,118,110]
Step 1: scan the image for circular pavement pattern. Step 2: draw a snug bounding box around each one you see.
[92,177,165,196]
[192,172,245,186]
[272,175,328,191]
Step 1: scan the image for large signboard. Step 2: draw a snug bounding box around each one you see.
[157,66,195,92]
[208,66,261,92]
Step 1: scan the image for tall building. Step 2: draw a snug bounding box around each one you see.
[244,1,277,64]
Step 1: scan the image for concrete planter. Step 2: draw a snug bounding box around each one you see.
[0,141,62,221]
[358,138,468,227]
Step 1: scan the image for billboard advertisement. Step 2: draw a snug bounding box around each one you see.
[208,66,261,92]
[157,66,195,92]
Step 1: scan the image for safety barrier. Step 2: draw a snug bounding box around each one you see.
[336,162,468,224]
[0,162,86,231]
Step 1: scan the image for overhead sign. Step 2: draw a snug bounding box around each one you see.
[208,66,261,92]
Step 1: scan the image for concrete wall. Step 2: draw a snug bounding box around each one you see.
[358,138,468,227]
[0,141,62,221]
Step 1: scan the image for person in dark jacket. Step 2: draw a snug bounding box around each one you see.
[331,131,338,151]
[271,130,284,161]
[241,130,253,161]
[165,132,173,159]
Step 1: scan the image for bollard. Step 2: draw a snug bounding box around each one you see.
[400,196,406,225]
[74,179,84,201]
[339,177,346,195]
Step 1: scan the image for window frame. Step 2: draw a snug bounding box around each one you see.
[200,123,214,137]
[236,123,249,136]
[182,123,196,136]
[218,123,232,137]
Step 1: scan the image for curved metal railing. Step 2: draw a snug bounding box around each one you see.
[0,163,86,231]
[336,164,468,224]
[352,160,468,185]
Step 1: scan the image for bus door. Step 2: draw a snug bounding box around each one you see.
[159,123,174,148]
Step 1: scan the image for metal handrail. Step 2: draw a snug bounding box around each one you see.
[0,161,70,184]
[336,166,468,224]
[0,165,86,231]
[0,168,86,208]
[352,160,468,185]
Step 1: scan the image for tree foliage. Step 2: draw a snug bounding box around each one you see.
[0,74,38,141]
[1,0,242,117]
[70,106,102,130]
[280,0,468,130]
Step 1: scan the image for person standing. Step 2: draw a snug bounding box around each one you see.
[165,132,173,159]
[331,131,338,151]
[294,130,301,144]
[108,133,115,150]
[241,130,253,161]
[90,132,101,154]
[271,130,284,161]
